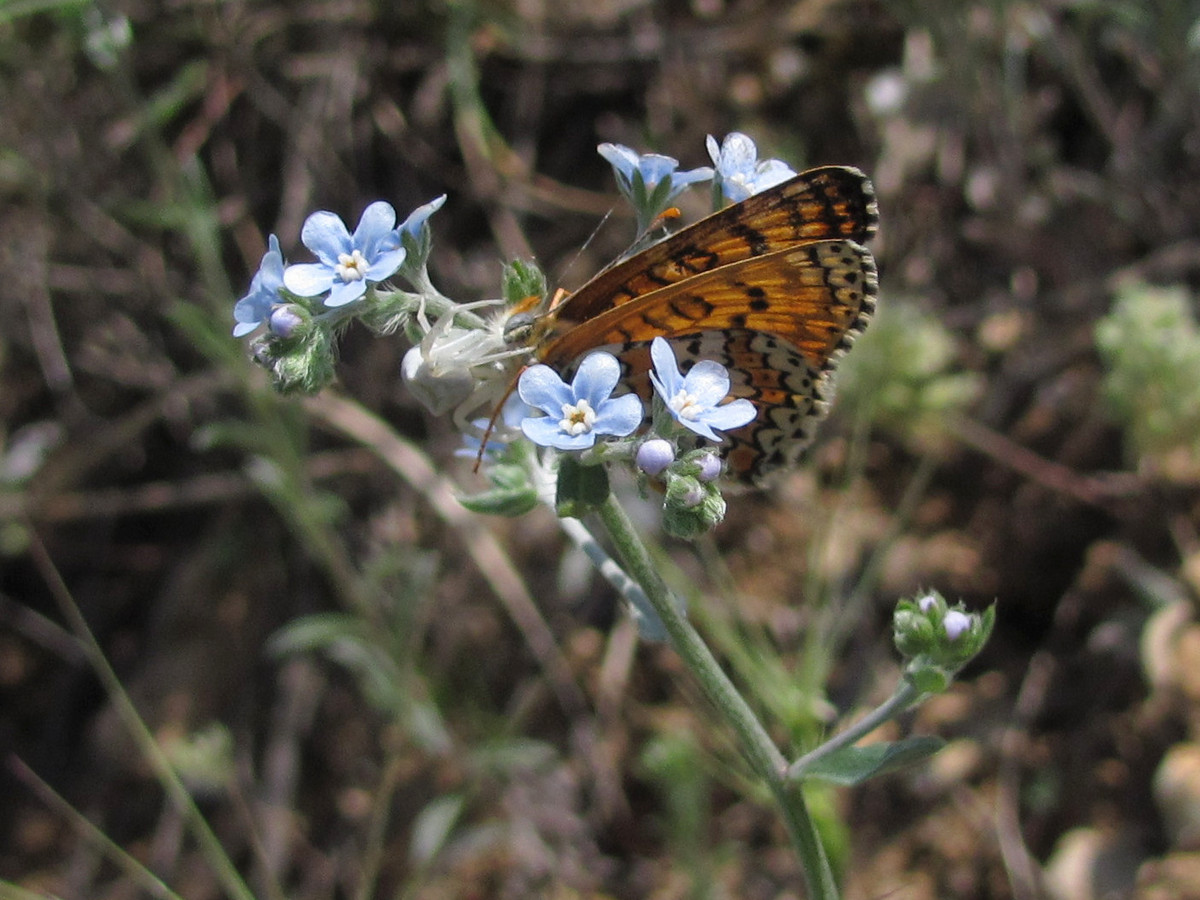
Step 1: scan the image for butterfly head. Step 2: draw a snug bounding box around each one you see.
[501,309,540,348]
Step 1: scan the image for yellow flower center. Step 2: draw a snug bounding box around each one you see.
[335,249,369,283]
[559,399,597,436]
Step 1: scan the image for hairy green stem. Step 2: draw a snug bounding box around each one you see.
[787,679,922,781]
[594,494,838,899]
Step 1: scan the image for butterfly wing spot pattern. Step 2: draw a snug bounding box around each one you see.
[522,166,880,484]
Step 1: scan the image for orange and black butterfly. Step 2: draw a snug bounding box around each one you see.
[505,166,879,483]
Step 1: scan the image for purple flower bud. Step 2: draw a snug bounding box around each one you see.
[636,439,675,476]
[943,610,972,641]
[917,593,938,613]
[695,453,722,482]
[269,305,305,338]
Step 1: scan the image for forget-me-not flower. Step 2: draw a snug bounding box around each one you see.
[706,133,796,203]
[649,337,756,442]
[598,143,712,232]
[599,143,713,201]
[518,352,643,451]
[233,235,285,337]
[283,201,407,307]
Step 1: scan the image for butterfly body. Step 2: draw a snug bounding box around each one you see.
[515,165,879,483]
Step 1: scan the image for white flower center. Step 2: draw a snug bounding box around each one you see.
[559,399,597,435]
[668,389,701,420]
[335,249,369,283]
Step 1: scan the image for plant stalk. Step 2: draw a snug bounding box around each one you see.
[595,494,839,899]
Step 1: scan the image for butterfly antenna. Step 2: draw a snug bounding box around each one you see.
[473,369,525,474]
[554,208,614,285]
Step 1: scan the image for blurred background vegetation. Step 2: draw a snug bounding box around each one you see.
[5,1,1200,898]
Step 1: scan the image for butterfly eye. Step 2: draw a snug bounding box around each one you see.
[503,312,538,346]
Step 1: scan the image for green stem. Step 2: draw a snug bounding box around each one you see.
[28,533,258,900]
[787,680,922,781]
[595,494,839,900]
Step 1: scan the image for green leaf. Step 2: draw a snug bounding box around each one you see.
[797,736,946,786]
[457,463,539,516]
[555,456,610,517]
[457,484,539,517]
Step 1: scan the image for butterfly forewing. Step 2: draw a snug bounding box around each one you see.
[545,166,878,330]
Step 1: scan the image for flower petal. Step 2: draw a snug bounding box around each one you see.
[283,262,334,298]
[521,416,597,450]
[649,337,683,399]
[353,201,397,256]
[259,235,285,290]
[681,360,732,407]
[300,211,352,265]
[592,392,643,438]
[325,278,368,307]
[700,398,756,432]
[679,418,722,442]
[670,165,714,190]
[636,152,681,187]
[399,195,447,236]
[705,134,722,166]
[713,132,758,176]
[754,159,796,191]
[518,364,573,416]
[636,438,675,476]
[598,143,639,180]
[571,352,622,408]
[364,247,407,283]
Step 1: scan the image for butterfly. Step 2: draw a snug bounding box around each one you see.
[504,166,879,483]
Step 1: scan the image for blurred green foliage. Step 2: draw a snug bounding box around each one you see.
[836,301,981,453]
[1096,281,1200,480]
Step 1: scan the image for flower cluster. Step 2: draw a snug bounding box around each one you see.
[232,133,794,530]
[510,337,754,535]
[596,132,795,236]
[231,197,448,394]
[893,591,995,693]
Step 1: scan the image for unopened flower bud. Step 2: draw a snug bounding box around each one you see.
[943,609,972,641]
[636,439,675,476]
[695,453,722,482]
[269,304,306,339]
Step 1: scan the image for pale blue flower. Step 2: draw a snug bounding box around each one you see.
[518,353,643,451]
[649,337,756,442]
[283,201,407,307]
[598,143,712,232]
[232,235,285,337]
[706,133,796,203]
